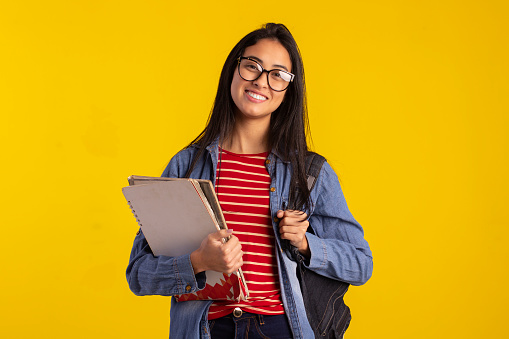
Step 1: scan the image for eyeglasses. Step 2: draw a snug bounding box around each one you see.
[237,56,294,92]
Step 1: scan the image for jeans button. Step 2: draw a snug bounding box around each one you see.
[233,307,242,318]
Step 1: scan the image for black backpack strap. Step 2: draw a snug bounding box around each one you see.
[288,152,326,211]
[305,152,326,192]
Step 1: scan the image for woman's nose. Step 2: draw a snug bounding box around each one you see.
[252,71,269,88]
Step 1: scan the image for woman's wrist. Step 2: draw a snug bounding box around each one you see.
[190,249,206,274]
[298,236,311,259]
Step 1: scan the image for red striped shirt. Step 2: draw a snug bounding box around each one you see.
[207,149,285,320]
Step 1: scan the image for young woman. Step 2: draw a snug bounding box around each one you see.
[126,23,373,339]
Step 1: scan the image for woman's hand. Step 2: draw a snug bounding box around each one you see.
[277,210,311,258]
[190,229,243,274]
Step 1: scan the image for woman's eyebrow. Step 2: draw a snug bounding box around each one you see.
[246,55,290,72]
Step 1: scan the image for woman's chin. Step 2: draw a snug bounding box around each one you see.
[235,109,273,122]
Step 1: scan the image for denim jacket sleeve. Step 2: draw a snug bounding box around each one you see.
[126,232,206,295]
[125,151,207,296]
[305,161,373,286]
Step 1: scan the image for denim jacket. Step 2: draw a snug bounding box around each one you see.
[126,139,373,338]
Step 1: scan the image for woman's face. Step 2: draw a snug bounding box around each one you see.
[231,39,292,122]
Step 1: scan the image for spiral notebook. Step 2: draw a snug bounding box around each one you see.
[122,175,249,302]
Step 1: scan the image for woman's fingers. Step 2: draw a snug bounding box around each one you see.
[278,210,309,247]
[221,234,243,273]
[191,230,243,274]
[277,210,307,222]
[226,246,244,274]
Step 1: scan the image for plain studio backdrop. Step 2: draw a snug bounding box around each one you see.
[1,1,507,338]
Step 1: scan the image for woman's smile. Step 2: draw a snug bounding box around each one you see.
[245,89,268,102]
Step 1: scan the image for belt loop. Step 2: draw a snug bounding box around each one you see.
[258,314,265,325]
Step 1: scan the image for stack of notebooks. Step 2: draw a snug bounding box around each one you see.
[122,175,249,302]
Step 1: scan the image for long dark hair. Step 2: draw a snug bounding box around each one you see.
[185,23,312,210]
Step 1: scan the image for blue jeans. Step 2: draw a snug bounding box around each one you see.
[208,312,293,339]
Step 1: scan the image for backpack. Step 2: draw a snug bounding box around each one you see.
[288,153,351,339]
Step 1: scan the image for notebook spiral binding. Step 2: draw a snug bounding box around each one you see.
[127,201,142,227]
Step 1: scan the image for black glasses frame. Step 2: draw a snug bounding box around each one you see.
[237,57,294,92]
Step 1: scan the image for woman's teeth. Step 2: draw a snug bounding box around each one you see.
[247,91,267,101]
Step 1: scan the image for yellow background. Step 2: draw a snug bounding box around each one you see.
[1,1,508,338]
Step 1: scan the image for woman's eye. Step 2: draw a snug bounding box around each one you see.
[271,71,285,81]
[279,72,292,82]
[244,63,260,72]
